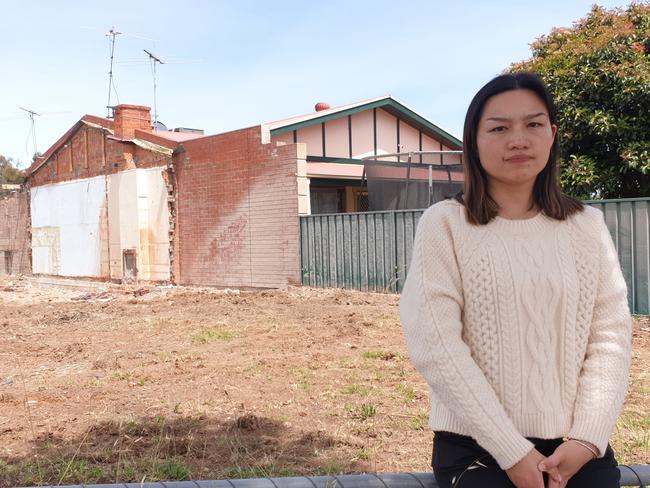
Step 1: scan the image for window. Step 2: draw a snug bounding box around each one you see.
[310,187,344,214]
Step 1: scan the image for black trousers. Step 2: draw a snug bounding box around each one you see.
[432,431,620,488]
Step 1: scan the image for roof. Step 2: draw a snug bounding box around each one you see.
[27,115,114,175]
[27,116,201,176]
[266,96,388,131]
[150,130,204,143]
[266,96,462,149]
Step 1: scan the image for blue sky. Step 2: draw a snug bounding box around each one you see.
[0,0,630,166]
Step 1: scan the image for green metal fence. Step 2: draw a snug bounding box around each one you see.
[587,198,650,315]
[299,197,650,315]
[299,210,422,293]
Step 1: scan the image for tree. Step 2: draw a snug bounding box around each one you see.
[511,3,650,199]
[0,155,26,193]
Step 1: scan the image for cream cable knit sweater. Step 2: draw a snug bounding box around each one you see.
[399,199,632,470]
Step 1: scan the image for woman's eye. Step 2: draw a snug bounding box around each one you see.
[528,122,543,128]
[490,126,507,133]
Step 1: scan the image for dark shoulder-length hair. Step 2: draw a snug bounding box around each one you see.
[460,71,583,225]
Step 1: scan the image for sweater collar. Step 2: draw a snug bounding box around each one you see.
[489,211,553,235]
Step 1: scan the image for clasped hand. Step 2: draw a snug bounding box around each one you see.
[505,442,595,488]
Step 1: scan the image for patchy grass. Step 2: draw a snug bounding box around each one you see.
[224,466,301,479]
[191,328,236,344]
[362,350,401,361]
[349,403,377,421]
[409,411,429,431]
[397,384,416,403]
[613,411,650,464]
[341,383,370,396]
[153,459,192,480]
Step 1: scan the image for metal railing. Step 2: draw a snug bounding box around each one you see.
[18,466,650,488]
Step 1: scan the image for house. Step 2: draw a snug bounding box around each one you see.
[268,96,462,213]
[21,97,462,287]
[26,105,197,282]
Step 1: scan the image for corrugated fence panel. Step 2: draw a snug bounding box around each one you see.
[587,198,650,315]
[300,210,424,293]
[300,199,649,314]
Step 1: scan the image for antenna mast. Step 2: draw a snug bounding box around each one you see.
[144,49,164,128]
[106,26,122,117]
[19,107,40,157]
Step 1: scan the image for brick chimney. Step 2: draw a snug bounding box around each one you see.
[113,104,152,139]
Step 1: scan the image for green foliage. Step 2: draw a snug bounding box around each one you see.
[0,154,26,188]
[153,459,191,480]
[511,3,650,198]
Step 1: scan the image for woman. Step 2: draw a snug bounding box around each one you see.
[399,72,632,488]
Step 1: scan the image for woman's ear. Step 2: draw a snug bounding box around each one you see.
[551,124,558,140]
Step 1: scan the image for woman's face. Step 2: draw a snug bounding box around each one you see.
[476,89,557,191]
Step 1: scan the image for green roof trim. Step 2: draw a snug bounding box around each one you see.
[307,156,365,165]
[270,98,462,149]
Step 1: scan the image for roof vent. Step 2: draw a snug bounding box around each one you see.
[315,102,331,112]
[172,127,205,134]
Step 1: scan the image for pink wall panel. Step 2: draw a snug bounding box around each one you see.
[324,117,349,158]
[421,133,442,165]
[399,122,420,154]
[272,131,294,146]
[442,144,462,165]
[376,108,397,160]
[297,124,323,157]
[421,133,440,151]
[350,110,374,158]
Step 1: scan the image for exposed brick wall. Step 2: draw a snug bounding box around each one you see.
[30,125,169,187]
[174,126,301,288]
[0,190,31,275]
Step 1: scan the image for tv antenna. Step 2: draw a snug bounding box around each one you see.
[106,26,122,117]
[19,107,40,157]
[144,49,164,128]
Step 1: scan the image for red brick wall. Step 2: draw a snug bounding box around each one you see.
[113,104,152,140]
[174,126,301,288]
[0,191,31,275]
[31,126,169,187]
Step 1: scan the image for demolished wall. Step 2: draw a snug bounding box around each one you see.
[0,190,31,275]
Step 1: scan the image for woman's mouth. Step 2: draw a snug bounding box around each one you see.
[506,154,533,163]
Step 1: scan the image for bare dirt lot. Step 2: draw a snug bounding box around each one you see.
[0,276,648,487]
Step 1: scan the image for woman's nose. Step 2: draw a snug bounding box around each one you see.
[507,129,530,149]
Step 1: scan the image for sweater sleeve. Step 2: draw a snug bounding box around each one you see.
[399,204,534,470]
[568,209,632,457]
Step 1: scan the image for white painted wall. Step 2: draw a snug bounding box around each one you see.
[31,168,170,281]
[107,167,170,281]
[31,177,105,276]
[107,169,139,279]
[137,167,170,281]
